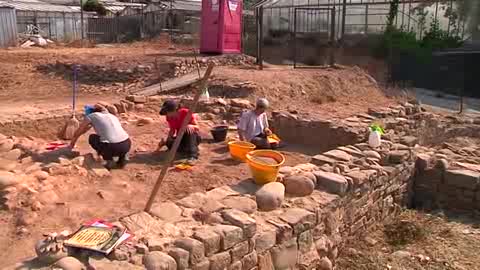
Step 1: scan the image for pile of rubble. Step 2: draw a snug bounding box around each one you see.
[19,34,53,48]
[173,55,256,77]
[34,55,256,95]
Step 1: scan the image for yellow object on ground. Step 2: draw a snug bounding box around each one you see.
[246,150,285,185]
[228,141,256,161]
[174,163,193,170]
[267,134,281,144]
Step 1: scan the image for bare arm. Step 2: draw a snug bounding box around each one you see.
[238,129,246,141]
[69,119,92,148]
[168,128,175,139]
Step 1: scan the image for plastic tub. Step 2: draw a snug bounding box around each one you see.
[246,150,285,185]
[211,125,228,142]
[228,141,256,161]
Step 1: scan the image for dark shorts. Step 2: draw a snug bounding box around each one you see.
[166,132,202,159]
[88,134,131,161]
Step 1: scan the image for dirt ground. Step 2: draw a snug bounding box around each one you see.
[0,41,398,266]
[0,111,311,266]
[0,40,395,120]
[337,210,480,270]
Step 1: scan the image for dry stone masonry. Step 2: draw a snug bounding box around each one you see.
[6,99,480,269]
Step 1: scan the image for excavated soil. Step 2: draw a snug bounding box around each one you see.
[337,210,480,270]
[0,41,398,266]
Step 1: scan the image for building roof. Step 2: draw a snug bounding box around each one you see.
[153,0,201,11]
[0,0,78,12]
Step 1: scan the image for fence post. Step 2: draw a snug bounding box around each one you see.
[116,13,120,43]
[341,0,346,42]
[293,8,297,69]
[80,0,84,45]
[364,4,368,34]
[257,6,264,70]
[329,7,336,67]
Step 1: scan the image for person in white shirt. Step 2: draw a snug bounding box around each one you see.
[70,104,131,170]
[237,98,277,149]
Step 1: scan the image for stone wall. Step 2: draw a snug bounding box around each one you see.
[413,152,480,214]
[271,112,367,151]
[12,100,480,269]
[26,136,416,269]
[0,113,74,138]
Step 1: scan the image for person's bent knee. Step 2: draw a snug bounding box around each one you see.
[88,134,99,145]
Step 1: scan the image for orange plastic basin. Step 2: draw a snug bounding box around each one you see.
[246,150,285,185]
[228,141,256,162]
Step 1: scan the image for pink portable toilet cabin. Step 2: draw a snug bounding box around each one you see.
[200,0,243,54]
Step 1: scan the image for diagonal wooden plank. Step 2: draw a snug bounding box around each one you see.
[135,69,207,96]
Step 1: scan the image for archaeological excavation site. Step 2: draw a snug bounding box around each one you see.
[1,40,480,270]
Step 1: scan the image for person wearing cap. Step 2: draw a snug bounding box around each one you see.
[237,98,276,149]
[158,99,201,160]
[69,104,131,170]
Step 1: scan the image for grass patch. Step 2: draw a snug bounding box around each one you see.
[384,218,428,246]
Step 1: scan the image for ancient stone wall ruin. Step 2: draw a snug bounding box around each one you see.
[99,139,415,270]
[7,97,480,269]
[271,112,369,152]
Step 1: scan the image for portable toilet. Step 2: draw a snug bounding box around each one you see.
[200,0,243,54]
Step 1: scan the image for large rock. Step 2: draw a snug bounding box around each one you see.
[255,182,285,211]
[284,175,315,197]
[193,229,221,256]
[400,136,418,147]
[445,169,480,190]
[221,196,257,214]
[0,139,14,153]
[317,257,333,270]
[2,149,22,161]
[322,149,352,162]
[90,257,143,269]
[415,154,430,172]
[174,238,205,265]
[0,158,17,171]
[54,256,85,270]
[34,239,68,264]
[314,171,348,196]
[221,209,256,237]
[311,155,337,166]
[144,252,177,270]
[230,99,252,109]
[364,150,381,160]
[389,150,410,164]
[150,202,183,222]
[0,171,18,188]
[126,95,147,104]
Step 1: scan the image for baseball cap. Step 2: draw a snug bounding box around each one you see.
[159,99,178,115]
[84,105,95,116]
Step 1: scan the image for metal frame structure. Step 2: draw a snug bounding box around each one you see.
[255,0,465,68]
[293,7,336,68]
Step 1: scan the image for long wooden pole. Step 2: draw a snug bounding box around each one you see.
[145,63,215,212]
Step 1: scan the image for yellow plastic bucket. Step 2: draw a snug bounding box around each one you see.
[246,150,285,185]
[228,141,256,161]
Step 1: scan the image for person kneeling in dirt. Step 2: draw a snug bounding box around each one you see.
[69,104,131,170]
[238,98,277,149]
[157,99,201,162]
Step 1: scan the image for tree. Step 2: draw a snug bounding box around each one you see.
[82,0,108,16]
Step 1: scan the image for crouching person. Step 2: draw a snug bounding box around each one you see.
[238,98,277,149]
[69,104,131,170]
[158,100,201,162]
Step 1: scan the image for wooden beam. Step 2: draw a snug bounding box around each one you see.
[144,63,215,213]
[135,69,207,96]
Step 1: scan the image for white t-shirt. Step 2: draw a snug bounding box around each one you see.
[87,112,129,143]
[237,110,269,141]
